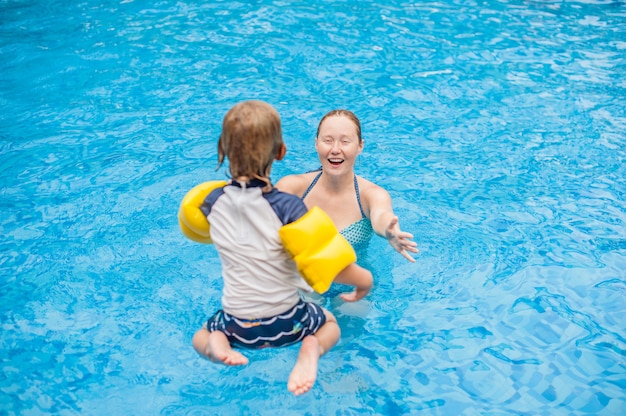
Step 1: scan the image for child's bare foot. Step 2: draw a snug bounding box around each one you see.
[287,335,321,395]
[191,330,248,366]
[205,331,248,366]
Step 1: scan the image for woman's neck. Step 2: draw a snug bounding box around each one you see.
[320,168,354,193]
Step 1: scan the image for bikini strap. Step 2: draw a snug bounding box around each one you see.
[354,175,367,219]
[301,170,323,200]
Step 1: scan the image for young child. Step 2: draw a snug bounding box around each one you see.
[179,100,373,396]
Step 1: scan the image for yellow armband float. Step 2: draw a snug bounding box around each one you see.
[178,180,227,244]
[279,206,357,294]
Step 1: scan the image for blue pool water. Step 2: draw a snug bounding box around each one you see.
[1,0,625,414]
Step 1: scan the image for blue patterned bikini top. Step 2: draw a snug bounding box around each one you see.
[301,171,373,248]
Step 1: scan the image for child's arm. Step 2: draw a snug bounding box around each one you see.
[179,180,228,243]
[279,205,374,299]
[333,263,373,302]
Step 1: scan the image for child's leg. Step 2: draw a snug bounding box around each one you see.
[287,309,340,396]
[192,327,249,366]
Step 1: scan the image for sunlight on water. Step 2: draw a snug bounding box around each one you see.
[1,0,625,414]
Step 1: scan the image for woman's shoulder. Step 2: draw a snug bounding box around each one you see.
[356,175,385,192]
[356,175,391,200]
[275,171,317,195]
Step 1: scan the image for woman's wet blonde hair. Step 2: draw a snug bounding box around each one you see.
[217,100,283,191]
[316,109,362,143]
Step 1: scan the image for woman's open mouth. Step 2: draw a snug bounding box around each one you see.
[328,158,344,167]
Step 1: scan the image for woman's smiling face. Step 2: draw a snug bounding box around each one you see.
[315,115,363,173]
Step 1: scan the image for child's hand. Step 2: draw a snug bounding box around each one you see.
[340,285,370,302]
[334,264,373,302]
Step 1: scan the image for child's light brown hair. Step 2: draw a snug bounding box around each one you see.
[217,100,284,191]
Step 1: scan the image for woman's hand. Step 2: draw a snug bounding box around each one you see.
[385,216,419,262]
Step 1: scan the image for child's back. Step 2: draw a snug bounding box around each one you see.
[200,178,311,318]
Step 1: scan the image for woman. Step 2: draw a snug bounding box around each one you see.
[276,109,418,262]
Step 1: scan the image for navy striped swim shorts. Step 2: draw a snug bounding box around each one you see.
[206,299,327,349]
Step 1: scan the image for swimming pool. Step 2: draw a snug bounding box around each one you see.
[1,0,624,414]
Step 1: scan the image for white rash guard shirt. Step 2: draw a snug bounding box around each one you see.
[200,179,313,319]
